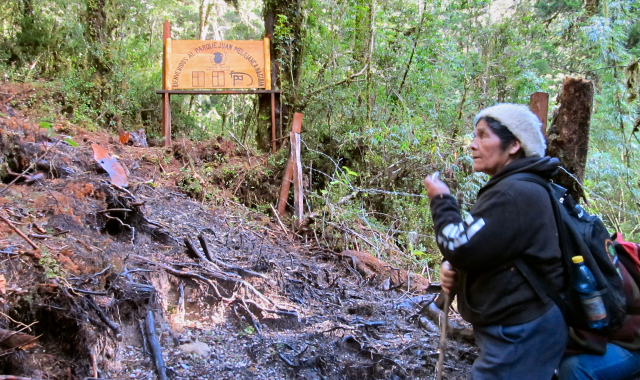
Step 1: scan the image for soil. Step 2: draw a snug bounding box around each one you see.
[0,83,475,380]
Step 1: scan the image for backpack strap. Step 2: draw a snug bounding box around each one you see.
[505,172,571,314]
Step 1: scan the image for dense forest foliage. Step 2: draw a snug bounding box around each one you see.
[1,0,639,272]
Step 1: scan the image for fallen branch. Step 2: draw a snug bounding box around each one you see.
[0,213,40,251]
[233,298,262,337]
[85,297,122,341]
[198,234,268,280]
[89,346,98,378]
[28,233,49,239]
[425,301,474,342]
[228,130,252,160]
[145,311,168,380]
[138,320,149,356]
[270,204,290,236]
[131,255,290,312]
[244,299,298,318]
[130,255,228,300]
[97,208,132,213]
[0,328,40,351]
[184,237,210,263]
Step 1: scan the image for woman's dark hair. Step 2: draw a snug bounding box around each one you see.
[478,116,525,158]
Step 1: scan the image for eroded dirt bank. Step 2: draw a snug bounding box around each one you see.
[0,83,474,379]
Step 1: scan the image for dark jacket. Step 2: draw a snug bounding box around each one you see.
[430,156,564,326]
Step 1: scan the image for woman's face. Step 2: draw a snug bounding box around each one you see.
[470,119,518,176]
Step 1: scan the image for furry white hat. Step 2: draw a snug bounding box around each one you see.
[473,103,546,157]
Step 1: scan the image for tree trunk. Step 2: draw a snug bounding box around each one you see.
[256,0,304,152]
[547,77,594,202]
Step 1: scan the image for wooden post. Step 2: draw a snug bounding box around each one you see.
[290,131,303,228]
[271,92,276,153]
[162,21,172,147]
[547,77,594,202]
[263,37,271,91]
[276,113,303,216]
[529,92,549,136]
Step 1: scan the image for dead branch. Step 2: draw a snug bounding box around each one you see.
[85,296,122,341]
[138,320,149,356]
[244,299,298,318]
[102,214,134,236]
[424,301,474,342]
[307,64,369,97]
[0,213,40,251]
[130,255,291,311]
[233,298,262,337]
[184,237,209,263]
[198,234,268,280]
[270,204,290,236]
[27,233,49,239]
[97,208,132,213]
[145,311,168,380]
[0,328,39,351]
[89,346,98,378]
[228,130,253,160]
[72,289,108,296]
[130,255,228,300]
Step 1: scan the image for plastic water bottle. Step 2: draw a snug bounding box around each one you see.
[572,256,608,329]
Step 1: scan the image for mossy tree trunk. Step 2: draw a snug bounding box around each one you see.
[547,77,594,202]
[256,0,305,152]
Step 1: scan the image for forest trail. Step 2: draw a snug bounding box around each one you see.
[0,83,474,380]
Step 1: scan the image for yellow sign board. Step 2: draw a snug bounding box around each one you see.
[164,38,271,90]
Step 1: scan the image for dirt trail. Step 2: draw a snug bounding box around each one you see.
[0,83,474,379]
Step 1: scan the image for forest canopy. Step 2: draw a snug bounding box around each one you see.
[1,0,639,270]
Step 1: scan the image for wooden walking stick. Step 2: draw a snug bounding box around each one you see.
[436,291,451,380]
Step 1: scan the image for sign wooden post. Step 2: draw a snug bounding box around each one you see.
[530,92,549,136]
[162,21,172,147]
[277,113,303,217]
[157,21,278,147]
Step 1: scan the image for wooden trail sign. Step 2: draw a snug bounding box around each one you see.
[164,39,271,90]
[158,20,279,148]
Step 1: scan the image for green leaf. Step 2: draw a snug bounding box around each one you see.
[63,138,79,147]
[39,121,52,128]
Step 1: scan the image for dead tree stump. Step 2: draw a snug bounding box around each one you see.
[547,77,594,202]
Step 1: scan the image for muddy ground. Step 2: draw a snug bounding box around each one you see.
[0,83,475,379]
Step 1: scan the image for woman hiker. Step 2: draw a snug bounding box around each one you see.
[426,103,640,380]
[424,103,567,379]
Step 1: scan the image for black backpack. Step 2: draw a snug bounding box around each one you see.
[508,173,627,333]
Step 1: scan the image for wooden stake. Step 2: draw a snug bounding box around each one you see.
[291,131,303,228]
[529,92,549,136]
[277,158,294,215]
[276,113,304,216]
[291,112,303,133]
